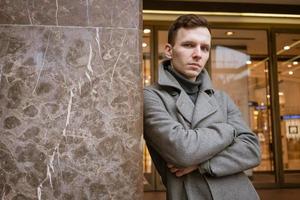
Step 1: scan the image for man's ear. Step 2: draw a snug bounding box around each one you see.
[164,43,173,59]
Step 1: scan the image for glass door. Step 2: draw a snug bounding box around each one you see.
[275,31,300,183]
[210,28,275,184]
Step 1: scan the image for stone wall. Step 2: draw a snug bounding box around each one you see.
[0,1,143,199]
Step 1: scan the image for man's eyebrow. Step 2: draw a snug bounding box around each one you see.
[181,40,195,43]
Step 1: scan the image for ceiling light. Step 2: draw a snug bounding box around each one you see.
[288,64,292,68]
[143,29,151,34]
[226,31,234,36]
[289,71,294,75]
[142,42,147,48]
[278,92,284,96]
[246,60,252,65]
[267,95,270,98]
[293,61,298,65]
[283,46,290,50]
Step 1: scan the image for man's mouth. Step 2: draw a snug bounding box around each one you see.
[188,63,201,68]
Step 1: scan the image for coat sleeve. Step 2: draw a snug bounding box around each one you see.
[199,92,261,177]
[144,88,235,168]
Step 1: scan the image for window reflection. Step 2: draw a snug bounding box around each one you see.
[212,46,251,124]
[276,33,300,182]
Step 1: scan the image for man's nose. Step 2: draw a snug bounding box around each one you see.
[192,46,202,58]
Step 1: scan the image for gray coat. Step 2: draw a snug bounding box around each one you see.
[144,61,261,200]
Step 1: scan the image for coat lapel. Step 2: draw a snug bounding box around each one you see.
[176,90,194,124]
[191,91,218,127]
[158,60,194,124]
[191,69,218,127]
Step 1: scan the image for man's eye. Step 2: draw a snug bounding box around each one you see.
[202,46,210,52]
[183,43,193,48]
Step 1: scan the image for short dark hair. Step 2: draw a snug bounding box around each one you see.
[168,14,211,46]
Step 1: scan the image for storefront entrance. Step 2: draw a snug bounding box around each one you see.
[142,16,300,190]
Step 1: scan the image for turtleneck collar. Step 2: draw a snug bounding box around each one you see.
[165,64,201,95]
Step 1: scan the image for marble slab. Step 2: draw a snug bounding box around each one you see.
[0,25,143,200]
[0,0,141,28]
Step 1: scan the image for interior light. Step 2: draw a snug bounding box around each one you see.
[144,79,149,84]
[143,10,300,19]
[288,71,294,75]
[293,61,298,65]
[264,69,268,73]
[278,92,284,96]
[143,29,151,34]
[288,64,292,68]
[267,95,270,98]
[226,31,234,36]
[283,46,290,50]
[142,42,148,48]
[246,60,252,65]
[253,111,259,115]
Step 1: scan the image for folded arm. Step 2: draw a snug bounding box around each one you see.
[199,92,261,177]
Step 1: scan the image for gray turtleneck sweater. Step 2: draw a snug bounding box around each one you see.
[166,65,202,104]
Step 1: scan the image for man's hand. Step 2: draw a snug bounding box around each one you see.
[167,164,198,177]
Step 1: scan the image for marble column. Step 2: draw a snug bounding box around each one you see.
[0,0,143,199]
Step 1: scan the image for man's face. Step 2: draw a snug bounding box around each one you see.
[165,27,211,81]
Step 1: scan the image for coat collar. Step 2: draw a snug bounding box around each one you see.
[158,60,214,94]
[158,60,218,127]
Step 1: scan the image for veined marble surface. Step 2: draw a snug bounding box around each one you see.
[0,20,143,200]
[0,0,140,28]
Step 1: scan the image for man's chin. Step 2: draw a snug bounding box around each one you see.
[188,71,201,78]
[186,74,199,81]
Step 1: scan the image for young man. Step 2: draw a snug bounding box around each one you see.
[143,14,261,200]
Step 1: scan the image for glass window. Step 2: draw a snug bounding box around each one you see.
[276,32,300,183]
[143,27,155,190]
